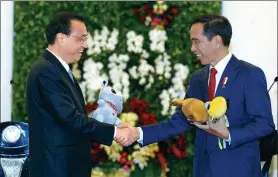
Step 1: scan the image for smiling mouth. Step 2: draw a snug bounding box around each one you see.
[195,54,202,59]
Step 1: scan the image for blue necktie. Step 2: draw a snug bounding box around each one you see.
[68,69,75,83]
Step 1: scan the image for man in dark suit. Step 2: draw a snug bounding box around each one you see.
[26,12,134,177]
[117,14,276,177]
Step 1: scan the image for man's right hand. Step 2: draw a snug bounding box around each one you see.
[114,123,139,146]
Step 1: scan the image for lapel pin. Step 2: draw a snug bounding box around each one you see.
[222,77,228,88]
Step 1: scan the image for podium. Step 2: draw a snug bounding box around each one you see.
[0,121,29,177]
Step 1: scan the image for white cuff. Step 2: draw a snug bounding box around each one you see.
[224,133,231,145]
[137,127,143,144]
[113,126,117,138]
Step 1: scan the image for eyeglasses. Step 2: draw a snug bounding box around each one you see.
[69,34,88,44]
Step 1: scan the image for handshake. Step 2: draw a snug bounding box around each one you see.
[114,124,140,146]
[88,80,140,146]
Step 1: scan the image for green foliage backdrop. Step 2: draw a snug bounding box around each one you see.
[13,1,220,122]
[13,1,220,176]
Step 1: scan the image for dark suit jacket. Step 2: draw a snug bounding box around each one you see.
[26,50,114,177]
[140,55,275,177]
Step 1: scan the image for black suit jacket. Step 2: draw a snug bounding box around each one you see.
[26,50,114,177]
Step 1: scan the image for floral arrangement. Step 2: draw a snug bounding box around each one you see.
[13,1,220,176]
[84,98,189,177]
[72,22,192,176]
[75,26,190,116]
[70,2,199,176]
[133,1,179,29]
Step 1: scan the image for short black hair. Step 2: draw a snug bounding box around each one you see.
[191,14,232,46]
[45,12,85,45]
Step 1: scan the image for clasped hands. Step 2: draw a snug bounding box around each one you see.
[114,123,139,146]
[188,116,229,140]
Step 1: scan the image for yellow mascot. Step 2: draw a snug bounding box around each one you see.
[172,96,229,150]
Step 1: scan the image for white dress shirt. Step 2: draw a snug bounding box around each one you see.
[209,52,232,143]
[137,52,233,145]
[46,48,117,138]
[209,52,232,94]
[46,48,70,72]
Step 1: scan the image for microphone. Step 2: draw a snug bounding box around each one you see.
[260,76,278,176]
[268,76,278,92]
[10,80,14,120]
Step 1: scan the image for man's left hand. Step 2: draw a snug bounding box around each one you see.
[88,111,94,117]
[194,116,229,139]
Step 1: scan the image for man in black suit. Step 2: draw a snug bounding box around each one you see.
[26,12,136,177]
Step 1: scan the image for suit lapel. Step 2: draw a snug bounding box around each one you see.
[43,50,86,114]
[72,76,86,113]
[215,55,240,99]
[199,66,210,102]
[198,55,240,103]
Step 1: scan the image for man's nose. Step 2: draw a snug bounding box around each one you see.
[191,44,197,52]
[82,41,88,49]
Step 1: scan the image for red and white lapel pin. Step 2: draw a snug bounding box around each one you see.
[222,77,228,88]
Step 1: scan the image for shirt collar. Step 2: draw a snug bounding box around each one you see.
[46,48,70,72]
[210,52,232,74]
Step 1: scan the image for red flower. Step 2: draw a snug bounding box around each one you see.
[172,144,185,160]
[170,134,187,160]
[86,102,98,114]
[133,8,140,14]
[128,98,149,115]
[120,157,127,165]
[123,165,130,171]
[141,113,149,121]
[147,11,154,17]
[140,113,158,125]
[126,161,132,166]
[151,17,163,28]
[119,152,128,165]
[163,20,169,27]
[149,113,156,119]
[176,134,187,150]
[156,152,168,171]
[167,15,174,21]
[143,5,151,12]
[133,3,179,29]
[90,142,108,164]
[139,15,146,22]
[171,8,179,15]
[119,152,133,171]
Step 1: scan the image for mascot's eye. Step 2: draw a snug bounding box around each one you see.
[111,89,116,94]
[205,102,210,110]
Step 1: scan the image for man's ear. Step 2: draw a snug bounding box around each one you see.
[215,35,223,48]
[56,33,65,46]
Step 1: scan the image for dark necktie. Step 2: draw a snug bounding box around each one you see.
[208,68,217,101]
[68,69,75,83]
